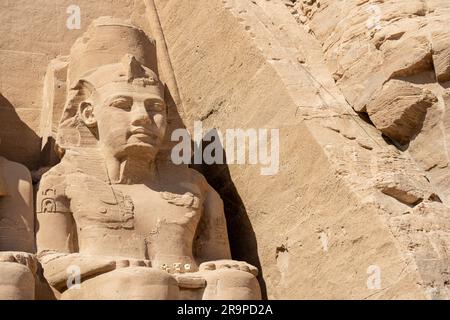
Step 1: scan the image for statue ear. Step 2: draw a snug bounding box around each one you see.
[79,102,97,128]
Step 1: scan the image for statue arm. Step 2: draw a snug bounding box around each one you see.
[36,174,77,254]
[36,172,119,291]
[193,186,258,277]
[194,187,232,263]
[35,173,79,289]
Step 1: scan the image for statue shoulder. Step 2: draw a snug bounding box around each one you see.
[181,167,218,196]
[187,167,208,185]
[182,168,224,207]
[37,163,74,208]
[159,163,210,191]
[39,163,69,189]
[37,164,72,214]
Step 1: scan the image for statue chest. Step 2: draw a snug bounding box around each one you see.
[117,185,205,236]
[67,179,205,234]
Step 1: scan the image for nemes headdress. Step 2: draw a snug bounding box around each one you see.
[57,17,164,151]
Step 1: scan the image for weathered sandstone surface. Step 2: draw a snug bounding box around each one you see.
[0,0,450,300]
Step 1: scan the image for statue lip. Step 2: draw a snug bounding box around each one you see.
[130,127,159,140]
[131,127,154,135]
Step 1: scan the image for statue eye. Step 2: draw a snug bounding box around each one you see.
[145,100,164,112]
[109,98,132,110]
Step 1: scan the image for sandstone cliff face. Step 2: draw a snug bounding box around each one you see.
[283,0,450,298]
[157,0,450,299]
[1,0,450,299]
[291,0,450,202]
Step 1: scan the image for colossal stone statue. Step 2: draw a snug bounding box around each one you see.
[0,138,36,300]
[36,17,261,300]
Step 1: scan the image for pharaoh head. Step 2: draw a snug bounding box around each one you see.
[73,55,166,161]
[57,17,167,162]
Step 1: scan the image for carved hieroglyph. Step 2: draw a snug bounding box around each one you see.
[36,17,261,300]
[0,138,37,300]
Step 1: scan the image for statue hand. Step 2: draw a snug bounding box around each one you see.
[199,259,258,277]
[38,252,117,290]
[113,257,151,268]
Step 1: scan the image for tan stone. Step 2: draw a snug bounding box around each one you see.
[155,0,450,299]
[2,0,450,300]
[0,139,37,300]
[0,93,42,170]
[0,153,35,253]
[0,261,35,300]
[367,80,438,145]
[431,31,450,83]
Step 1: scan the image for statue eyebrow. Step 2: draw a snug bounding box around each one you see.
[104,95,164,105]
[105,95,132,103]
[144,97,165,104]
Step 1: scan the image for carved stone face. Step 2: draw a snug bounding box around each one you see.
[82,81,167,160]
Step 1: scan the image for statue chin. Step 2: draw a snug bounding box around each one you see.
[118,142,160,161]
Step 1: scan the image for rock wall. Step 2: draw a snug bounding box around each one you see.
[292,0,450,204]
[156,0,450,299]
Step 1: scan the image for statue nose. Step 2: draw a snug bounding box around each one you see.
[131,102,151,125]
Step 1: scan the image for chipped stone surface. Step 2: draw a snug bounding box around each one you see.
[431,31,450,83]
[367,80,438,145]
